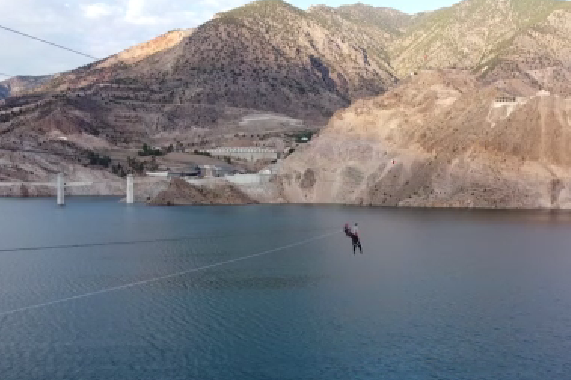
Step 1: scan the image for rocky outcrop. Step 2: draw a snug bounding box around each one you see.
[279,70,571,209]
[148,178,255,206]
[0,75,52,100]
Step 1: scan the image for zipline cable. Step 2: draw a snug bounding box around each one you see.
[0,24,98,60]
[0,230,340,318]
[0,226,340,253]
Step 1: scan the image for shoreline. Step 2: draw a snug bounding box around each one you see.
[3,194,571,212]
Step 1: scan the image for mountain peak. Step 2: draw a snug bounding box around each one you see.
[220,0,304,18]
[98,28,193,69]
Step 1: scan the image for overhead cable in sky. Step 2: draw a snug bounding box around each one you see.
[0,24,99,60]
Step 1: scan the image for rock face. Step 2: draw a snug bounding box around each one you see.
[148,178,255,205]
[279,70,571,209]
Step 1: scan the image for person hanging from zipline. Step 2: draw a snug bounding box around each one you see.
[344,223,352,237]
[344,222,362,254]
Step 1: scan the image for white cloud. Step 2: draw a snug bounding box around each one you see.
[81,3,119,19]
[0,0,253,76]
[124,0,159,25]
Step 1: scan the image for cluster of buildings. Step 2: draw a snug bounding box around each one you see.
[146,164,236,179]
[146,163,279,190]
[145,130,312,179]
[492,90,552,108]
[202,146,280,162]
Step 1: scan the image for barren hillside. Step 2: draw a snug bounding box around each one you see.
[28,0,397,125]
[279,70,571,209]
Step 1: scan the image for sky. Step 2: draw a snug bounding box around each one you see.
[0,0,458,77]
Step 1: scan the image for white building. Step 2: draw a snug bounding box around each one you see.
[146,171,169,177]
[199,165,235,178]
[203,147,279,162]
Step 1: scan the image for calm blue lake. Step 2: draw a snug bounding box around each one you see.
[0,198,570,379]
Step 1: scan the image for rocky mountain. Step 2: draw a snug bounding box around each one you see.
[388,0,571,96]
[31,0,397,124]
[273,0,571,208]
[9,0,571,133]
[0,0,402,186]
[279,69,571,208]
[3,0,571,203]
[0,75,52,100]
[0,0,399,151]
[307,0,571,97]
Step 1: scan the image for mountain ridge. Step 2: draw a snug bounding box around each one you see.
[18,0,571,99]
[2,0,571,203]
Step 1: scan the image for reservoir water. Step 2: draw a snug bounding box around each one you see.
[1,198,570,379]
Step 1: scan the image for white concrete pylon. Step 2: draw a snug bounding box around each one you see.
[126,174,134,204]
[57,173,65,206]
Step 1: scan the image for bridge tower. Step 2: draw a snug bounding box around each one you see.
[126,174,134,204]
[57,173,65,206]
